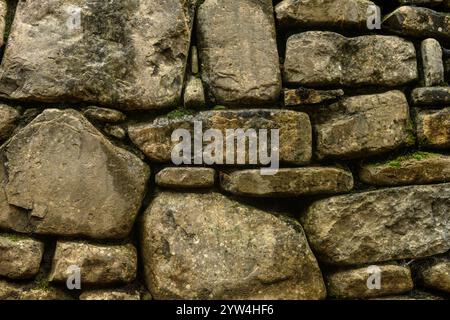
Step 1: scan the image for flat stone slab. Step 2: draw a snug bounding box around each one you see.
[284,32,417,87]
[411,87,450,106]
[301,183,450,265]
[141,192,326,300]
[80,289,140,300]
[416,107,450,149]
[220,167,354,197]
[156,167,215,189]
[0,0,194,110]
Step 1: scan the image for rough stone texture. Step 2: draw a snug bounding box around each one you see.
[421,39,445,87]
[284,88,344,107]
[220,167,354,198]
[314,91,413,160]
[0,104,20,141]
[417,259,450,293]
[0,0,194,110]
[197,0,281,106]
[360,153,450,186]
[383,6,450,42]
[0,0,5,47]
[284,32,417,87]
[411,87,450,106]
[416,107,450,149]
[301,183,450,265]
[83,107,126,124]
[103,124,126,140]
[1,109,150,239]
[156,167,215,189]
[326,265,414,299]
[79,289,140,300]
[0,280,72,300]
[275,0,377,29]
[141,192,326,300]
[128,109,312,165]
[49,241,137,286]
[0,234,44,279]
[183,76,206,109]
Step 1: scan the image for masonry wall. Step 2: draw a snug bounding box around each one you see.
[0,0,449,300]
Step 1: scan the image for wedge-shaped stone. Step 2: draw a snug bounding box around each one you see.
[128,109,312,165]
[411,87,450,106]
[360,152,450,186]
[1,109,150,239]
[416,107,450,149]
[284,32,417,87]
[383,6,450,42]
[0,234,44,280]
[49,241,137,285]
[301,183,450,265]
[421,39,445,87]
[141,192,326,300]
[326,264,414,299]
[276,0,377,29]
[0,0,194,110]
[220,167,353,197]
[197,0,281,106]
[314,91,413,160]
[156,167,215,189]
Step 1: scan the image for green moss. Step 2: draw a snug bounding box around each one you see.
[383,151,438,168]
[405,121,416,146]
[166,108,193,120]
[33,273,50,291]
[141,292,152,300]
[213,105,227,110]
[387,160,401,168]
[3,233,28,242]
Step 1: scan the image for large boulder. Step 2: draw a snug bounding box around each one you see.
[283,32,417,87]
[196,0,281,106]
[0,109,150,239]
[0,0,194,110]
[141,192,326,300]
[301,183,450,265]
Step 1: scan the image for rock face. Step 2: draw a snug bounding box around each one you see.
[416,107,450,149]
[411,87,450,106]
[326,265,414,299]
[0,104,20,141]
[421,39,445,87]
[0,0,5,47]
[314,91,412,160]
[156,167,215,189]
[0,0,194,110]
[141,192,326,300]
[0,280,72,300]
[301,183,450,265]
[79,289,140,300]
[383,6,450,42]
[284,32,417,87]
[275,0,377,29]
[0,234,44,279]
[284,88,344,107]
[196,0,281,106]
[417,259,450,293]
[128,109,312,165]
[360,153,450,186]
[1,109,150,239]
[82,107,126,124]
[220,167,354,197]
[183,77,206,109]
[49,241,137,286]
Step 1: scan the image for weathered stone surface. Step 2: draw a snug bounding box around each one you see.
[1,109,150,239]
[284,32,417,87]
[0,0,194,110]
[197,0,281,106]
[275,0,377,29]
[220,167,353,197]
[416,107,450,149]
[383,6,450,42]
[421,39,445,87]
[83,107,126,124]
[399,0,445,6]
[0,234,44,279]
[314,91,413,160]
[141,192,326,300]
[183,76,206,109]
[411,87,450,106]
[284,88,344,107]
[79,289,140,300]
[326,265,414,299]
[0,104,19,141]
[190,46,199,75]
[128,109,312,165]
[49,241,137,285]
[360,152,450,186]
[417,258,450,293]
[0,0,5,47]
[301,183,450,265]
[156,167,215,189]
[0,280,72,300]
[374,290,444,300]
[103,124,127,140]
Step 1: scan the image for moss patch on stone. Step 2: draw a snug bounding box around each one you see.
[166,108,194,120]
[385,151,439,168]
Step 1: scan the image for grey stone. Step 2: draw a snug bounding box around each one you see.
[301,183,450,265]
[284,32,417,87]
[411,87,450,106]
[0,0,194,110]
[83,107,126,124]
[156,167,215,189]
[0,104,19,141]
[183,76,206,109]
[220,167,354,197]
[141,192,326,300]
[284,88,344,107]
[416,107,450,149]
[190,46,199,75]
[421,39,445,87]
[197,0,281,106]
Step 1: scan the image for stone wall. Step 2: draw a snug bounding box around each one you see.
[0,0,449,300]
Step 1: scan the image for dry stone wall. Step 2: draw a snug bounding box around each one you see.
[0,0,449,300]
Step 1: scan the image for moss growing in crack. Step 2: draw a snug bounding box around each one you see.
[3,233,28,242]
[213,105,227,110]
[384,151,439,168]
[33,273,50,291]
[166,108,194,120]
[405,121,416,146]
